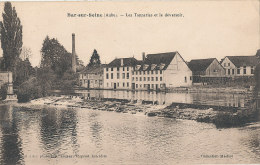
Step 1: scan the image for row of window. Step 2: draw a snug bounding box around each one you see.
[106,73,130,79]
[107,82,130,88]
[227,66,254,75]
[106,67,130,72]
[133,70,163,75]
[133,77,163,81]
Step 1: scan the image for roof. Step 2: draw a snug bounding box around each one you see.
[225,56,259,68]
[188,58,216,72]
[136,52,177,71]
[107,57,138,68]
[81,64,107,74]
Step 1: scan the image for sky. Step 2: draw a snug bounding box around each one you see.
[0,0,259,67]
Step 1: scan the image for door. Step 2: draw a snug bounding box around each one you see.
[132,83,135,90]
[114,83,117,89]
[87,80,90,88]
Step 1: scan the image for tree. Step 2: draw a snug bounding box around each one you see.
[40,36,72,77]
[87,49,101,67]
[0,2,23,72]
[20,47,32,61]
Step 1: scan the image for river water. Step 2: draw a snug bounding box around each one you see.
[0,104,259,165]
[74,90,248,107]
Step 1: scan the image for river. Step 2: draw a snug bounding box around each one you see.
[0,104,259,165]
[73,90,248,107]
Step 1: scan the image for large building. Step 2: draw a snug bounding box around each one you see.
[221,56,259,77]
[103,57,138,90]
[79,65,106,89]
[188,58,225,83]
[132,52,192,90]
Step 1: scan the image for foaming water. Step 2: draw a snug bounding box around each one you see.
[0,105,259,165]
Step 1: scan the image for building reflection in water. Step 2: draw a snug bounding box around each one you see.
[76,90,247,107]
[0,105,24,165]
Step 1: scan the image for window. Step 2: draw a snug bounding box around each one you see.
[152,84,154,88]
[106,68,108,71]
[123,83,125,87]
[140,77,142,81]
[237,68,240,74]
[127,67,129,71]
[127,82,129,87]
[117,73,120,79]
[160,70,162,74]
[160,77,162,81]
[139,71,141,75]
[111,68,114,71]
[155,70,158,74]
[151,77,154,81]
[122,73,125,79]
[106,73,109,79]
[127,73,129,79]
[148,77,150,81]
[117,67,119,71]
[123,67,125,71]
[140,84,142,88]
[132,71,134,75]
[156,77,158,81]
[136,71,138,75]
[117,83,119,87]
[136,77,138,81]
[144,77,146,81]
[243,66,246,74]
[132,77,134,81]
[190,76,192,80]
[107,83,109,87]
[228,63,230,66]
[147,71,150,75]
[228,69,230,75]
[111,73,113,79]
[136,84,138,88]
[151,71,154,74]
[224,63,226,67]
[251,66,254,74]
[185,76,187,83]
[144,71,146,75]
[232,69,234,75]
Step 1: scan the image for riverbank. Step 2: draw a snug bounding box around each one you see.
[10,95,258,128]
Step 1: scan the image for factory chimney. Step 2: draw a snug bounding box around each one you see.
[72,33,76,73]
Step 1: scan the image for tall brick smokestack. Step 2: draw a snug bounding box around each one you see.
[72,33,76,73]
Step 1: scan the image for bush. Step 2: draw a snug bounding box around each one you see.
[17,77,45,102]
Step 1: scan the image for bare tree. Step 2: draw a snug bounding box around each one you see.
[21,47,32,61]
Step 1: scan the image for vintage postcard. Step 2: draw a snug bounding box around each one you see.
[0,1,259,165]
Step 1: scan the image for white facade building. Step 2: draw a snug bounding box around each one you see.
[132,52,192,90]
[103,58,138,90]
[221,56,259,77]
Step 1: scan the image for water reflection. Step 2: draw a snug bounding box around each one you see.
[40,108,78,156]
[76,90,247,107]
[0,105,259,164]
[0,105,24,165]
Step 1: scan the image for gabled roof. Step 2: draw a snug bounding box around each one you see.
[136,52,177,71]
[81,64,107,74]
[107,57,138,68]
[188,58,216,72]
[225,56,259,68]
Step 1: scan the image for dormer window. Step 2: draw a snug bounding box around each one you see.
[159,63,165,70]
[143,64,149,70]
[135,65,141,70]
[151,64,156,70]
